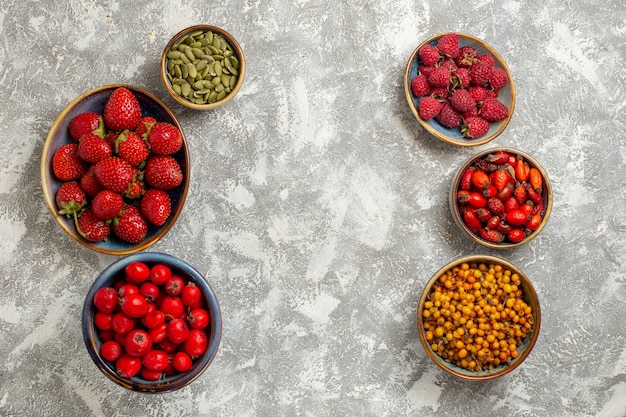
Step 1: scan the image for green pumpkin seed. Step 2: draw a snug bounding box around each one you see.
[208,91,218,103]
[184,47,195,61]
[221,74,230,86]
[189,41,202,48]
[181,82,191,97]
[167,50,183,59]
[214,61,223,76]
[216,91,227,101]
[191,48,204,59]
[181,64,189,78]
[230,57,240,69]
[230,75,237,88]
[180,54,190,64]
[172,83,182,95]
[206,31,214,44]
[212,37,221,48]
[207,45,220,55]
[187,63,197,78]
[196,59,208,71]
[211,76,222,86]
[228,66,239,76]
[174,64,182,78]
[214,84,225,93]
[172,78,186,85]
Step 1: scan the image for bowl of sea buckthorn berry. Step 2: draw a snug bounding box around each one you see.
[417,255,541,380]
[82,252,222,393]
[405,32,515,146]
[450,147,552,249]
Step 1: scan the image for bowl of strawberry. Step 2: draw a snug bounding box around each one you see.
[82,252,222,393]
[41,85,189,255]
[404,32,516,146]
[450,148,553,249]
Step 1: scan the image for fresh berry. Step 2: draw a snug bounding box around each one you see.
[146,122,183,155]
[455,45,477,68]
[76,208,111,242]
[104,132,119,148]
[461,107,479,119]
[418,44,440,66]
[440,58,458,72]
[480,98,509,122]
[115,131,149,167]
[514,184,528,205]
[461,116,489,139]
[125,168,147,199]
[450,89,476,113]
[78,132,112,163]
[468,85,489,102]
[417,96,442,120]
[144,156,183,191]
[69,112,104,141]
[418,65,435,78]
[52,143,87,181]
[94,157,134,194]
[411,74,431,97]
[92,190,124,221]
[487,197,505,216]
[477,54,495,67]
[430,87,449,100]
[436,33,460,58]
[479,227,504,243]
[80,166,104,197]
[451,67,471,89]
[112,205,148,244]
[103,87,142,132]
[428,66,451,88]
[489,67,508,91]
[470,61,493,86]
[435,102,462,128]
[135,116,157,139]
[55,181,87,217]
[140,189,171,226]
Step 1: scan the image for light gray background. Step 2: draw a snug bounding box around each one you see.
[0,0,625,416]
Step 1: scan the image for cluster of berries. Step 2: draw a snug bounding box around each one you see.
[92,261,211,380]
[456,150,546,244]
[411,33,510,139]
[52,87,184,244]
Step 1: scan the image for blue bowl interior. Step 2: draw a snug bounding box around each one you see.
[41,85,189,254]
[407,35,514,146]
[81,252,222,393]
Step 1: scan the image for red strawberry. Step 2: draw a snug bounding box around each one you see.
[94,157,134,194]
[103,87,142,132]
[69,112,104,141]
[78,132,112,163]
[55,181,87,217]
[115,131,149,167]
[144,156,183,191]
[146,122,183,155]
[76,208,111,242]
[436,33,460,58]
[411,74,431,97]
[92,190,124,221]
[417,97,442,120]
[435,102,462,128]
[112,205,148,244]
[450,89,476,113]
[461,116,489,139]
[104,132,119,148]
[489,67,508,91]
[125,168,146,199]
[470,61,493,86]
[135,116,157,139]
[80,166,104,197]
[480,98,509,122]
[455,45,478,68]
[140,189,171,226]
[52,143,87,181]
[418,44,440,66]
[427,66,451,88]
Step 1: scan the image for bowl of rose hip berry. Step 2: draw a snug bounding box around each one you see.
[41,85,189,255]
[404,32,516,146]
[450,148,553,249]
[82,252,222,393]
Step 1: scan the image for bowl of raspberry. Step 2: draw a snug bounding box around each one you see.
[450,148,553,249]
[82,252,222,393]
[404,32,516,146]
[41,85,190,255]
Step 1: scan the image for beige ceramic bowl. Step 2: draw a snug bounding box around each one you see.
[405,33,516,146]
[449,147,552,249]
[161,25,245,110]
[417,255,541,380]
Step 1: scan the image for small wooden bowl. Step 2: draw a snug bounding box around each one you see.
[40,84,190,255]
[82,252,222,393]
[417,255,541,380]
[161,25,245,110]
[449,147,553,249]
[404,33,516,146]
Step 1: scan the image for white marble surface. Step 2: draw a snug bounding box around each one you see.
[0,0,625,416]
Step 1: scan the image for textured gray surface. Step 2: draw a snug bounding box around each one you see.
[0,0,625,416]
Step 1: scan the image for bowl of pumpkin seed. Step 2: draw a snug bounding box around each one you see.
[161,25,245,110]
